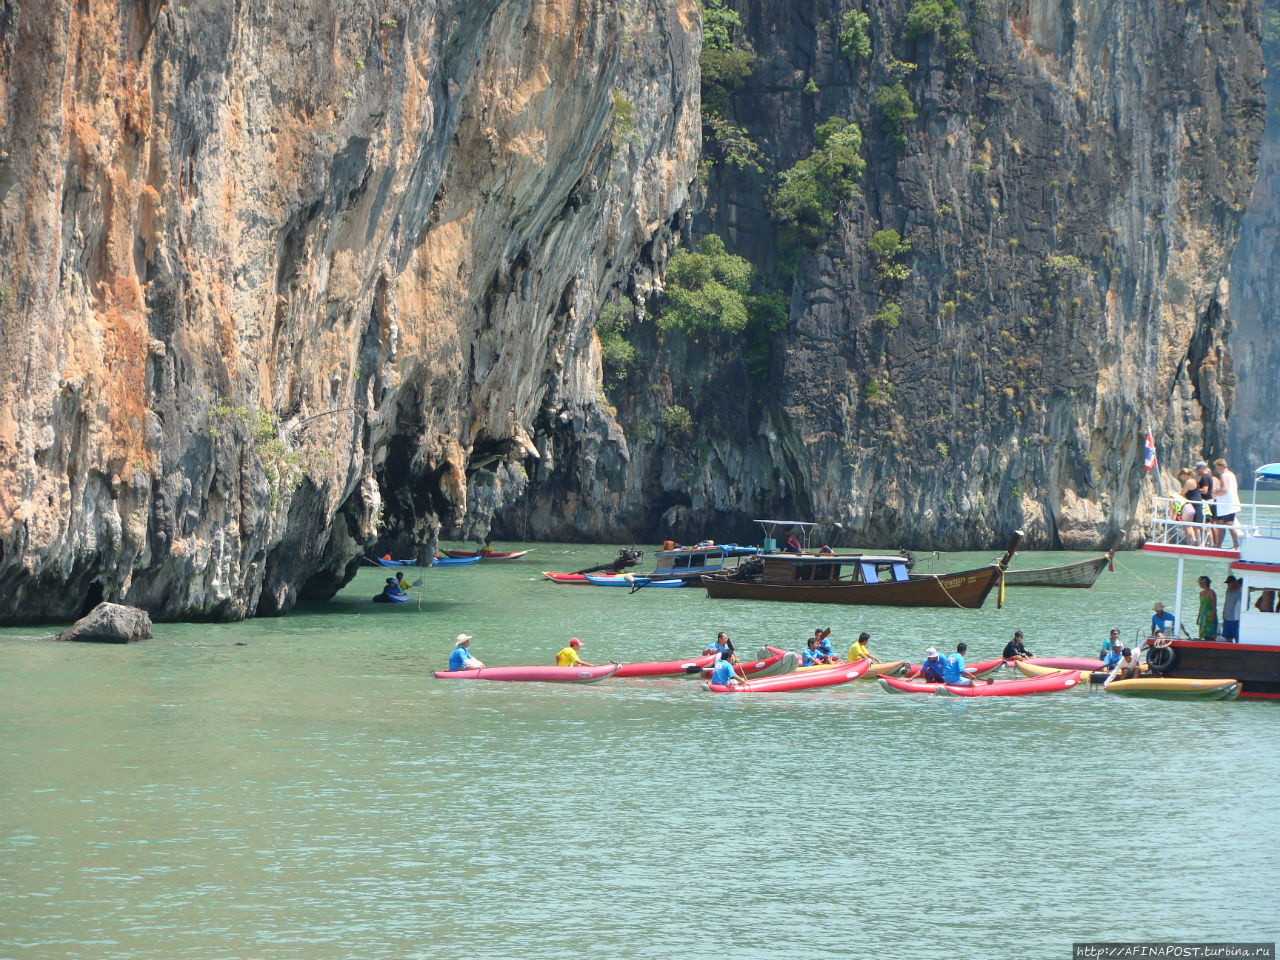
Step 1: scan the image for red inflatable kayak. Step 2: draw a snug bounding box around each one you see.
[878,675,944,694]
[615,654,716,678]
[703,658,869,693]
[933,670,1082,697]
[905,656,1005,680]
[433,663,621,682]
[699,649,795,679]
[542,571,588,584]
[1026,656,1104,671]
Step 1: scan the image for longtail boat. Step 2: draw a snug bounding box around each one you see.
[1003,554,1110,588]
[701,531,1022,609]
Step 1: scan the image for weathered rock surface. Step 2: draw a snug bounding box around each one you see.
[0,0,701,623]
[57,602,152,643]
[497,0,1265,549]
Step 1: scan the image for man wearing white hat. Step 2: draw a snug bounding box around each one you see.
[920,647,947,683]
[447,634,484,671]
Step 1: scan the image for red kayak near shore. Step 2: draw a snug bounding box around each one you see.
[433,663,622,682]
[614,654,716,678]
[703,658,869,693]
[542,571,588,584]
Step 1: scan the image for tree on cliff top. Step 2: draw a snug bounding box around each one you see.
[772,117,866,255]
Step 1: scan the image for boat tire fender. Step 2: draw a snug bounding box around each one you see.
[1145,642,1176,673]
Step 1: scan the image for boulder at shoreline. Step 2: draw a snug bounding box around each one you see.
[57,603,152,644]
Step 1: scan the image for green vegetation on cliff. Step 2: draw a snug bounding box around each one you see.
[772,117,866,255]
[904,0,975,64]
[699,0,764,174]
[839,9,872,62]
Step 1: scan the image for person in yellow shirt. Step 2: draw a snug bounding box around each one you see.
[846,631,881,664]
[555,637,594,667]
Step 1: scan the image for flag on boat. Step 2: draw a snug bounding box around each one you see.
[1143,430,1157,471]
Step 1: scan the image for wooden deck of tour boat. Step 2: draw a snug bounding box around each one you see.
[702,531,1022,609]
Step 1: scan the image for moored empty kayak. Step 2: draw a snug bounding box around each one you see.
[1026,656,1104,671]
[542,571,589,584]
[1103,677,1240,700]
[432,555,483,566]
[933,670,1081,697]
[614,654,716,678]
[433,663,622,682]
[703,658,870,693]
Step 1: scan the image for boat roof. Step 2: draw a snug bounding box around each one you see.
[1257,462,1280,480]
[770,553,906,564]
[753,519,820,527]
[655,543,757,556]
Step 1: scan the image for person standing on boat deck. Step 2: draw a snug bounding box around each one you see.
[1099,627,1121,660]
[1173,469,1198,545]
[784,531,803,553]
[1002,630,1033,661]
[1195,461,1216,535]
[846,631,879,664]
[1151,603,1177,638]
[1221,576,1243,642]
[1103,647,1143,686]
[448,634,484,671]
[710,650,744,686]
[1211,458,1242,549]
[703,632,734,656]
[920,647,947,682]
[556,637,594,667]
[1257,589,1277,613]
[1196,576,1218,639]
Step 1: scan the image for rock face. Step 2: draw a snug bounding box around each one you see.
[1227,5,1280,476]
[57,602,152,643]
[497,0,1265,549]
[0,0,701,623]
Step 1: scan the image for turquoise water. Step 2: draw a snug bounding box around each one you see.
[2,545,1277,959]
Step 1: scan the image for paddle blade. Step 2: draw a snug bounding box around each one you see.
[411,579,424,587]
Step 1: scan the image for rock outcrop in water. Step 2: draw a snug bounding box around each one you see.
[0,0,701,623]
[493,0,1266,550]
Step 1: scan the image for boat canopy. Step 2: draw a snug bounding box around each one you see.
[1255,463,1280,481]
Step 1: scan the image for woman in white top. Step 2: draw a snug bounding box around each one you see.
[1212,458,1241,549]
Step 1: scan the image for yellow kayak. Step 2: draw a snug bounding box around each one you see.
[1103,677,1240,700]
[1013,660,1071,678]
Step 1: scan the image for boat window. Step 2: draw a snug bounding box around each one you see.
[859,562,877,584]
[690,554,706,568]
[675,556,689,569]
[890,564,909,582]
[1248,587,1277,614]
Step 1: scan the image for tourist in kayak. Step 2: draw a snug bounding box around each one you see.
[1100,643,1123,672]
[709,650,744,686]
[802,636,834,666]
[555,637,594,667]
[920,647,947,682]
[1102,647,1143,686]
[845,631,880,664]
[1151,602,1176,637]
[373,577,406,603]
[703,632,734,656]
[942,642,980,686]
[1099,627,1121,659]
[1002,630,1033,661]
[1196,575,1218,639]
[448,634,484,671]
[395,571,412,595]
[814,628,840,662]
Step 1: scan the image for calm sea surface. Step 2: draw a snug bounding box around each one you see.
[2,544,1277,959]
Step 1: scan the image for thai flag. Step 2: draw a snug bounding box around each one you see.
[1143,430,1157,471]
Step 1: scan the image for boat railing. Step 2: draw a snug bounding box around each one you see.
[1149,497,1280,546]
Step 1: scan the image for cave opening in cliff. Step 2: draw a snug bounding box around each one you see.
[79,581,104,618]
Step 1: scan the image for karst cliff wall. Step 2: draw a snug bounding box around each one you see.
[495,0,1265,550]
[0,0,701,623]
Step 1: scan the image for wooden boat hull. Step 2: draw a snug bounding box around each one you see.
[702,564,1003,608]
[1003,555,1109,588]
[933,670,1082,697]
[1103,676,1240,700]
[1147,640,1280,699]
[441,548,532,561]
[433,663,622,683]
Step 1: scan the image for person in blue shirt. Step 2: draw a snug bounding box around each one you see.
[1100,645,1123,671]
[802,637,833,667]
[703,632,734,657]
[920,647,947,682]
[710,650,743,686]
[812,627,840,661]
[942,642,988,686]
[1099,628,1121,660]
[447,634,482,671]
[1151,603,1176,637]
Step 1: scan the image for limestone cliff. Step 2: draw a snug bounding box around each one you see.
[0,0,701,623]
[497,0,1264,549]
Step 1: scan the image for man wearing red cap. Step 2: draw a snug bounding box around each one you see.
[555,637,594,667]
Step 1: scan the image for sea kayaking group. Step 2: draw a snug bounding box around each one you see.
[444,625,1150,687]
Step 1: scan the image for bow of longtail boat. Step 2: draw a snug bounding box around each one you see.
[701,530,1023,609]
